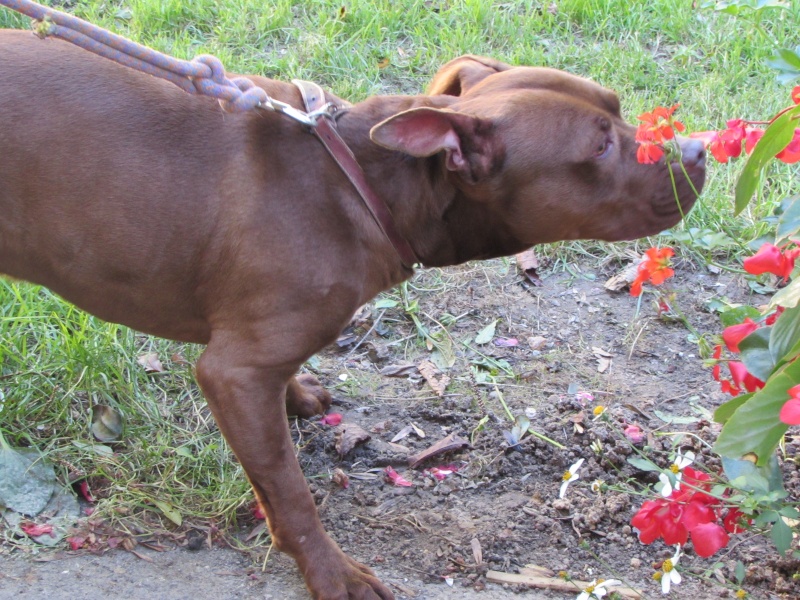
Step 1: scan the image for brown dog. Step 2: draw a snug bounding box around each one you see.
[0,30,705,599]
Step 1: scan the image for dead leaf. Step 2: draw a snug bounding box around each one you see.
[408,432,470,468]
[379,362,417,377]
[527,336,547,350]
[593,347,613,373]
[170,353,189,365]
[471,537,483,566]
[418,360,450,396]
[335,424,371,457]
[137,352,164,373]
[515,248,541,285]
[391,422,426,443]
[332,468,350,489]
[91,405,123,442]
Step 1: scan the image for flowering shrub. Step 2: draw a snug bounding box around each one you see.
[625,53,800,587]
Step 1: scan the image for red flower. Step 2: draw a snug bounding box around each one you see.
[722,318,758,353]
[793,85,800,105]
[723,508,751,534]
[637,141,665,165]
[765,306,785,326]
[779,384,800,425]
[691,522,730,558]
[635,105,685,164]
[631,466,735,558]
[630,247,675,297]
[776,129,800,164]
[743,243,800,281]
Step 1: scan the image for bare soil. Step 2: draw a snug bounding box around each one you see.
[2,252,799,599]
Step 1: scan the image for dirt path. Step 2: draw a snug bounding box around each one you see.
[0,546,542,599]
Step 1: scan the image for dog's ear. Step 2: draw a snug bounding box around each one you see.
[426,55,513,96]
[370,107,499,183]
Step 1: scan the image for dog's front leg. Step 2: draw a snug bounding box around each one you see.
[196,335,393,600]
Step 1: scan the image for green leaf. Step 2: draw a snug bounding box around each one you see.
[374,298,398,309]
[152,499,183,526]
[776,195,800,242]
[735,105,800,215]
[768,278,800,310]
[714,392,754,424]
[770,516,793,555]
[474,319,497,345]
[654,410,697,424]
[721,454,784,495]
[719,305,763,327]
[739,327,774,381]
[770,304,800,365]
[627,456,661,472]
[766,47,800,85]
[713,358,800,464]
[735,561,746,585]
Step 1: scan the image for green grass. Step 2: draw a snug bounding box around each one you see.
[1,0,798,531]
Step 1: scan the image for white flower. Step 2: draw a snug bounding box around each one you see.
[659,450,695,497]
[661,545,682,594]
[559,458,585,498]
[576,578,622,600]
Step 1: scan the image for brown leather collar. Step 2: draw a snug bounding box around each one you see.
[292,80,418,270]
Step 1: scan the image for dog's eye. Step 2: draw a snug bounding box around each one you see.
[594,137,612,159]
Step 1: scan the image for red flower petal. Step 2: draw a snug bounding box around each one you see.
[320,413,343,426]
[728,361,749,388]
[682,499,716,530]
[20,523,54,538]
[776,130,800,164]
[67,536,87,551]
[744,243,786,277]
[660,515,689,546]
[690,522,730,557]
[384,466,413,487]
[722,318,759,353]
[779,398,800,425]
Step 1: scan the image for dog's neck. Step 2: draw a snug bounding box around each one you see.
[336,96,528,268]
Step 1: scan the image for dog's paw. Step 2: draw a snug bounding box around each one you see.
[305,553,394,600]
[286,373,332,418]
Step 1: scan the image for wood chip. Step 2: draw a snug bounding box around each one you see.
[408,432,470,468]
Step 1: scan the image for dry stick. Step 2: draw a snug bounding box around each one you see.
[485,570,644,599]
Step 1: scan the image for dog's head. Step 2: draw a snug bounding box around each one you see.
[370,56,704,251]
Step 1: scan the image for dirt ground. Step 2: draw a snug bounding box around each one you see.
[2,251,799,599]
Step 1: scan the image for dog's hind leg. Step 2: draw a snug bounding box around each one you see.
[285,374,332,418]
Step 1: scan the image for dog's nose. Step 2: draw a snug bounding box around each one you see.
[678,137,706,168]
